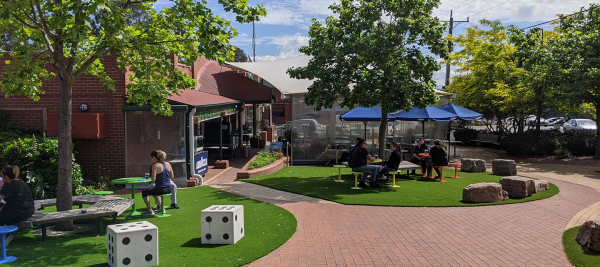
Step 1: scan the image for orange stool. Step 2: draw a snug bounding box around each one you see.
[449,162,462,178]
[432,166,448,182]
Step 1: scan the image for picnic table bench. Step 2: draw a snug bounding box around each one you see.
[395,161,421,179]
[15,196,134,241]
[470,133,502,146]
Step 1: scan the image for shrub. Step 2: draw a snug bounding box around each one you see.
[453,128,478,144]
[247,151,283,171]
[0,136,94,199]
[560,130,596,156]
[500,129,596,157]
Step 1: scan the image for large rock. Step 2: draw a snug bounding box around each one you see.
[576,220,600,252]
[499,176,536,198]
[462,183,509,203]
[492,159,517,176]
[534,180,550,193]
[461,158,487,172]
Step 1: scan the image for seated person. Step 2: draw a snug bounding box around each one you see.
[141,150,174,216]
[428,139,449,178]
[152,151,180,210]
[376,142,402,180]
[338,145,353,164]
[0,166,34,246]
[410,138,430,176]
[351,140,380,188]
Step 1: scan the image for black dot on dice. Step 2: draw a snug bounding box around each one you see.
[235,215,238,221]
[122,237,130,245]
[123,257,131,265]
[145,254,153,261]
[241,228,244,234]
[223,233,230,240]
[206,216,212,223]
[222,216,229,223]
[205,233,212,240]
[145,234,152,242]
[112,247,114,253]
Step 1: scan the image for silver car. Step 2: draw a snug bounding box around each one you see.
[563,119,596,130]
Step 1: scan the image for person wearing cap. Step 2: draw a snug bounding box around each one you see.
[350,140,380,188]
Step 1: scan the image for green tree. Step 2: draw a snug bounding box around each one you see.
[0,0,265,230]
[553,3,600,158]
[446,20,533,133]
[288,0,448,157]
[233,46,250,62]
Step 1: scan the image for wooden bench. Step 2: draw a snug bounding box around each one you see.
[470,133,502,146]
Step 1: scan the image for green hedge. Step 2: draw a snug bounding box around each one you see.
[453,128,478,144]
[500,129,596,157]
[247,150,283,171]
[0,136,94,199]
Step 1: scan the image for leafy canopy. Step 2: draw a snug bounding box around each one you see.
[0,0,266,115]
[287,0,448,114]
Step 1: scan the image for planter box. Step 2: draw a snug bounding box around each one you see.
[237,156,287,179]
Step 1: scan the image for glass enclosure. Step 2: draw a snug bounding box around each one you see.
[289,94,451,161]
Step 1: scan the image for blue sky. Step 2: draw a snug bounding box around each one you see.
[157,0,597,86]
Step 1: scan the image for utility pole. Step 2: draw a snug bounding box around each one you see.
[444,11,469,88]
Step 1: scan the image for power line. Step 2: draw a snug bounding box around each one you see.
[521,5,598,30]
[467,0,511,18]
[435,0,478,18]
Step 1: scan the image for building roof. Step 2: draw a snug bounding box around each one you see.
[194,59,274,104]
[168,89,240,107]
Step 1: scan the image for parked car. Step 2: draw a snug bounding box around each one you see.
[563,118,597,130]
[525,115,547,126]
[546,117,565,125]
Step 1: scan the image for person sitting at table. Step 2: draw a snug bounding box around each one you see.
[152,151,179,210]
[411,138,429,176]
[428,139,449,178]
[338,145,353,164]
[0,166,34,246]
[141,150,174,216]
[376,142,402,181]
[351,140,379,188]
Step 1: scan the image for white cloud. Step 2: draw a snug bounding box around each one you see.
[258,0,335,27]
[252,34,310,61]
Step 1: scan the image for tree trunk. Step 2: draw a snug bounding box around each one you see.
[378,110,387,159]
[55,78,75,231]
[595,106,600,159]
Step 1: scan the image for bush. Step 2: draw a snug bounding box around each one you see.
[247,151,283,171]
[453,128,478,144]
[0,136,94,199]
[500,129,596,157]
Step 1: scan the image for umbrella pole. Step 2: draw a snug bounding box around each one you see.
[364,121,367,141]
[422,121,425,139]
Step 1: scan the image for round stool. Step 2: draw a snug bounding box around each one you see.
[332,165,346,182]
[0,226,18,264]
[156,193,172,218]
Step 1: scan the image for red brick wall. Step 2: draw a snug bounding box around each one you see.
[125,111,181,177]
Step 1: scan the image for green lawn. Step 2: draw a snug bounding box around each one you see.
[241,166,559,207]
[6,186,297,267]
[563,226,600,267]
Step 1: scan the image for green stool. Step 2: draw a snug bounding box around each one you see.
[94,191,113,196]
[156,193,172,218]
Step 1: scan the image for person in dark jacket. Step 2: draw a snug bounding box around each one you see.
[376,142,402,180]
[428,139,448,178]
[410,138,429,175]
[0,166,34,227]
[351,140,379,188]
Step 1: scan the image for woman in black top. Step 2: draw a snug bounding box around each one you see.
[376,142,403,180]
[0,166,35,225]
[428,139,449,178]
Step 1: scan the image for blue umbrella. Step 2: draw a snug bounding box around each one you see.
[438,103,483,120]
[340,107,395,140]
[394,106,457,138]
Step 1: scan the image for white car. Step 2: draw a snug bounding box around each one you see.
[546,117,565,125]
[526,115,547,126]
[563,119,596,130]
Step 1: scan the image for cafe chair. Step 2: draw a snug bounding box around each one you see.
[316,144,333,166]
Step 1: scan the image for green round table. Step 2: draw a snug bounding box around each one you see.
[111,177,150,216]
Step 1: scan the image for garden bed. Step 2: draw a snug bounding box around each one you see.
[237,154,287,179]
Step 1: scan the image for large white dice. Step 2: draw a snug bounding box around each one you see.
[106,221,158,267]
[201,205,244,244]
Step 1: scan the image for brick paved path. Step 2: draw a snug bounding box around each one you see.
[205,145,600,266]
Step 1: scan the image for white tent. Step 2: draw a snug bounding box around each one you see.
[222,55,451,96]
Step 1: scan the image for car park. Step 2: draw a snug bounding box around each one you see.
[563,118,596,130]
[525,115,547,126]
[546,117,565,125]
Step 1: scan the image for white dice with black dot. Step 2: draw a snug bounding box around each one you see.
[201,205,244,244]
[106,221,158,267]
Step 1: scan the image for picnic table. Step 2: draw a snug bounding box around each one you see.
[111,177,150,216]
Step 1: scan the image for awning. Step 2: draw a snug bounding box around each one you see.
[168,89,241,108]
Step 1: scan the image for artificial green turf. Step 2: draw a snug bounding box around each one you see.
[6,186,297,267]
[241,166,559,207]
[563,226,600,267]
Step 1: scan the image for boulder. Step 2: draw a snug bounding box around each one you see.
[499,176,536,198]
[534,180,550,193]
[576,220,600,252]
[461,158,487,172]
[462,183,509,203]
[492,159,517,176]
